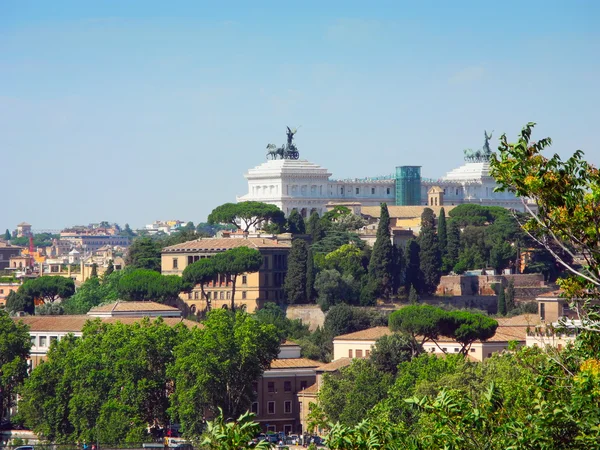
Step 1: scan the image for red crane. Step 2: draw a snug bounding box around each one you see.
[29,236,35,268]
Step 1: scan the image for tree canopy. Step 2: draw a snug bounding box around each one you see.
[284,239,308,304]
[0,310,31,422]
[207,201,285,232]
[20,276,75,304]
[125,237,162,272]
[117,269,187,304]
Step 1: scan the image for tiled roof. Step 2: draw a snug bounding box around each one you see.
[89,301,179,313]
[495,314,540,327]
[269,358,323,369]
[361,205,456,219]
[316,357,352,372]
[334,327,392,341]
[488,326,529,342]
[297,383,319,395]
[536,290,564,300]
[13,315,200,332]
[162,237,290,252]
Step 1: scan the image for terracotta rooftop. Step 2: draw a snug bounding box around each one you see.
[297,383,319,395]
[13,315,199,332]
[269,358,323,370]
[88,301,179,313]
[316,357,352,372]
[361,205,456,219]
[334,326,392,341]
[162,237,290,253]
[495,314,540,327]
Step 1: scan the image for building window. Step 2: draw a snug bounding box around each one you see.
[284,401,292,414]
[355,187,359,195]
[487,353,492,358]
[172,258,178,269]
[194,291,199,300]
[50,336,58,345]
[0,289,3,294]
[39,336,47,347]
[268,382,275,393]
[470,348,476,353]
[263,257,269,269]
[300,381,307,391]
[540,303,545,320]
[454,348,459,352]
[242,291,247,299]
[251,402,259,414]
[387,187,391,195]
[265,291,269,299]
[365,350,370,357]
[356,349,363,358]
[242,275,247,285]
[220,291,224,300]
[268,402,275,414]
[348,349,353,358]
[30,336,36,346]
[284,424,292,435]
[442,348,447,352]
[226,291,231,300]
[206,292,211,300]
[371,187,375,195]
[284,381,292,392]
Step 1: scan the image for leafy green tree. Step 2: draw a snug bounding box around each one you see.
[182,257,218,309]
[201,409,270,450]
[505,279,516,312]
[3,229,10,240]
[117,269,186,304]
[311,229,364,254]
[367,203,394,300]
[168,310,279,436]
[443,219,461,273]
[121,223,136,237]
[391,244,404,295]
[418,208,442,295]
[284,239,308,304]
[0,310,31,421]
[36,303,64,315]
[441,310,498,355]
[389,304,446,355]
[125,237,162,272]
[369,333,413,375]
[62,271,123,314]
[323,303,372,337]
[306,247,316,303]
[253,302,310,341]
[105,259,114,277]
[20,276,75,305]
[306,211,325,243]
[5,290,33,314]
[438,207,447,256]
[314,269,360,311]
[325,243,366,280]
[207,201,285,232]
[211,247,263,310]
[404,239,420,294]
[19,318,181,444]
[287,209,306,234]
[319,359,393,426]
[497,285,507,316]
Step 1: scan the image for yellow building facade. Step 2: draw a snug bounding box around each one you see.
[161,236,291,313]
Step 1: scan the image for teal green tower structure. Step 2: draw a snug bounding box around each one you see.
[395,166,422,206]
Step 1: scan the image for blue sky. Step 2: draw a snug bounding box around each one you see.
[1,1,598,230]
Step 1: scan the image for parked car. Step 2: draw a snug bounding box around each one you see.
[15,446,35,450]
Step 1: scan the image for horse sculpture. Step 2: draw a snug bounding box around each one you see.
[265,127,301,160]
[266,143,285,160]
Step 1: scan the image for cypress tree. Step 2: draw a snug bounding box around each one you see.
[408,285,419,304]
[306,211,324,243]
[392,244,404,295]
[306,247,316,302]
[90,263,98,279]
[438,207,447,257]
[443,219,461,273]
[497,285,507,315]
[418,208,442,295]
[367,203,394,300]
[505,279,516,312]
[4,229,10,241]
[105,260,114,277]
[287,210,306,234]
[284,239,308,304]
[404,239,420,294]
